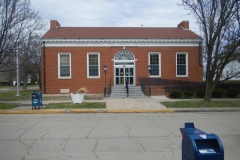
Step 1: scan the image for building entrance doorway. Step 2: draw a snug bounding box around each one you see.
[114,50,135,86]
[115,67,134,85]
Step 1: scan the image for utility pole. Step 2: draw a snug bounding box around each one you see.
[16,49,20,96]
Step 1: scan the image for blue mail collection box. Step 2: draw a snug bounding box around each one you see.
[32,91,42,109]
[180,123,224,160]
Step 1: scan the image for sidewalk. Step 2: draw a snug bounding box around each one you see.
[0,96,173,113]
[0,96,240,114]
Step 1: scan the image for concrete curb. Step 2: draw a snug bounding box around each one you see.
[0,109,175,114]
[173,109,240,112]
[106,109,174,113]
[0,108,240,114]
[0,109,66,114]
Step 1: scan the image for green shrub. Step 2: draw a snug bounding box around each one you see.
[212,88,226,98]
[226,87,240,98]
[170,90,182,99]
[197,89,205,98]
[183,91,194,97]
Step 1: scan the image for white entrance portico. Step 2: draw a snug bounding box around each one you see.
[114,50,135,86]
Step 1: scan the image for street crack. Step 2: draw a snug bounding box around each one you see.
[86,118,99,139]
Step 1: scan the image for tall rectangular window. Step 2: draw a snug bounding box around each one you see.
[58,53,71,78]
[149,53,161,77]
[87,53,100,78]
[176,53,188,77]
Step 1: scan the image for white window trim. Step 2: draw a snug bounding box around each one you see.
[148,52,161,77]
[176,52,188,77]
[58,53,71,79]
[87,52,100,78]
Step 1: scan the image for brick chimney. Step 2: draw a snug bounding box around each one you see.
[178,21,189,30]
[50,20,61,29]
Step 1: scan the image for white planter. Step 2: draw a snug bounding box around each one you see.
[70,93,85,104]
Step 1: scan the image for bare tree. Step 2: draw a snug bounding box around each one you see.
[0,0,44,72]
[180,0,240,102]
[20,34,42,89]
[30,35,42,88]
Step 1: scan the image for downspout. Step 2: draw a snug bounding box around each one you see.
[42,41,46,94]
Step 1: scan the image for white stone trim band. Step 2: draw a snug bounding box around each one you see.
[42,38,201,47]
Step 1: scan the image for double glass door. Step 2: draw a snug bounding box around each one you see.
[115,67,134,85]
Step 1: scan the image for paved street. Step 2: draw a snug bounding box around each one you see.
[0,112,239,160]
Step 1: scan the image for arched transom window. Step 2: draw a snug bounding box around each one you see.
[114,50,135,60]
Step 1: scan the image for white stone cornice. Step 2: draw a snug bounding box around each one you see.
[42,38,202,47]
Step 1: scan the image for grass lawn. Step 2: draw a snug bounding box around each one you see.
[45,102,106,109]
[0,90,36,101]
[161,100,240,108]
[0,89,71,101]
[0,103,18,110]
[0,89,102,101]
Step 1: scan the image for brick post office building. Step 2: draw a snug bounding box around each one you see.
[41,20,202,95]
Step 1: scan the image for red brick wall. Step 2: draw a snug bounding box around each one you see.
[42,46,202,94]
[143,86,166,96]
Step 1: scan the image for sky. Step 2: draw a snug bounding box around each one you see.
[31,0,200,34]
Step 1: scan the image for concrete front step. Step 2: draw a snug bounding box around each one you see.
[110,86,145,98]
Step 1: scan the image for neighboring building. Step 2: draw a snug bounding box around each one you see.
[12,75,32,85]
[221,48,240,80]
[41,20,203,94]
[0,72,9,85]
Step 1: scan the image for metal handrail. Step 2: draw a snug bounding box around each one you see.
[108,78,112,97]
[126,81,129,97]
[140,78,147,96]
